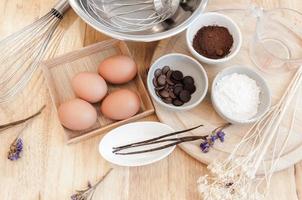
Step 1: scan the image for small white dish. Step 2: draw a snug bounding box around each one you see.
[186,12,242,64]
[211,66,271,124]
[99,121,175,167]
[147,53,208,111]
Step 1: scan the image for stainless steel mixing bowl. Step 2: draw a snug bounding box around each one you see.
[69,0,208,42]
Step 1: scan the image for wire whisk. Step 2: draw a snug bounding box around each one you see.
[86,0,180,32]
[0,0,70,104]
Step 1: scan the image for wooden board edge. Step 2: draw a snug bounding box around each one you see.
[66,109,155,144]
[43,39,119,68]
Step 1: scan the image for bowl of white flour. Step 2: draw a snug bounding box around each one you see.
[211,66,271,124]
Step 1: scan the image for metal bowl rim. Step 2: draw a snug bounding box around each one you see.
[69,0,208,42]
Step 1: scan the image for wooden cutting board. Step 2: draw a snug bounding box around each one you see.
[151,9,302,175]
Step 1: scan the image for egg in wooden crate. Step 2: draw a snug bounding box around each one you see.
[42,40,154,144]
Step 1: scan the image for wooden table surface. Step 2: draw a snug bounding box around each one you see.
[0,0,302,199]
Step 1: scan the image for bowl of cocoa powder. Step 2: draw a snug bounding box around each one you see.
[186,12,242,64]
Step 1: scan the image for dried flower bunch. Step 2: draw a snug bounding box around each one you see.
[71,168,113,200]
[197,67,302,200]
[198,161,264,200]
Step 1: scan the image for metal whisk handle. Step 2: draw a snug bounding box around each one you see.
[53,0,70,18]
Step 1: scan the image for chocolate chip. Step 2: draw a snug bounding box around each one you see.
[172,99,184,106]
[173,85,183,96]
[162,66,170,74]
[166,78,175,85]
[184,84,196,94]
[159,90,170,98]
[154,85,165,91]
[169,90,176,99]
[166,72,174,85]
[162,97,173,104]
[171,78,181,84]
[157,75,166,86]
[152,77,158,87]
[154,69,162,77]
[183,76,194,85]
[155,91,161,98]
[171,71,183,81]
[174,83,184,88]
[166,70,173,78]
[179,90,191,103]
[152,66,196,107]
[167,86,173,90]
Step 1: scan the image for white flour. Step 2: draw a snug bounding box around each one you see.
[214,73,261,121]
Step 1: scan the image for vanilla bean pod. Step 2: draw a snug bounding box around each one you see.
[113,135,207,154]
[114,123,231,155]
[113,124,203,150]
[115,136,206,155]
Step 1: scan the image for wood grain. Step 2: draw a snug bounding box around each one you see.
[0,0,301,200]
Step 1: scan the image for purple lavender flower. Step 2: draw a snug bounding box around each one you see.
[200,142,210,153]
[8,138,23,161]
[70,193,84,200]
[70,169,113,200]
[70,194,79,200]
[199,124,229,153]
[217,131,225,142]
[210,135,218,142]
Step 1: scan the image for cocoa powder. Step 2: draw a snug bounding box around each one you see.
[193,25,234,59]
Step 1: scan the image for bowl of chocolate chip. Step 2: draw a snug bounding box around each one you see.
[186,12,242,64]
[147,53,208,111]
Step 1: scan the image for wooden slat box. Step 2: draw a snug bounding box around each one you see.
[42,39,154,144]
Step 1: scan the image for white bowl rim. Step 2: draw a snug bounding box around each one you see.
[211,65,272,124]
[186,12,243,64]
[147,53,209,111]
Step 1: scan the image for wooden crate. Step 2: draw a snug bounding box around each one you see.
[42,39,154,144]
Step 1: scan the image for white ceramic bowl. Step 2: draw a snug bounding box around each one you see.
[147,53,208,111]
[99,121,176,167]
[186,12,242,64]
[211,66,271,124]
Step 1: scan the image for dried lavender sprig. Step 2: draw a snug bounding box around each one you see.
[5,105,46,161]
[71,168,113,200]
[0,105,46,133]
[7,137,23,161]
[200,123,230,153]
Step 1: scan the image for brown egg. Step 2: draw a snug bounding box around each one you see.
[101,89,140,120]
[99,55,137,84]
[72,72,108,103]
[58,98,97,131]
